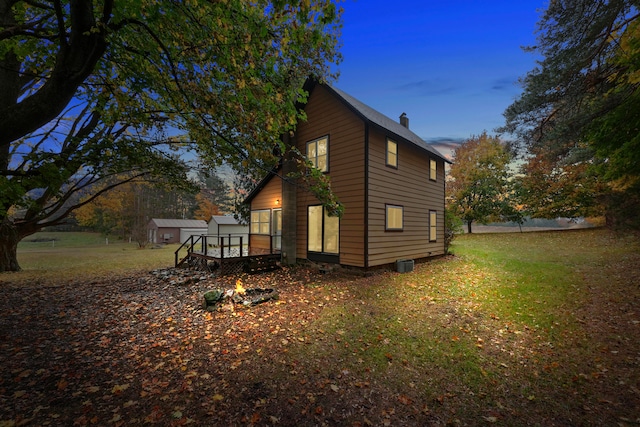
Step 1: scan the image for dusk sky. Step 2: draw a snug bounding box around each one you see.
[333,0,546,148]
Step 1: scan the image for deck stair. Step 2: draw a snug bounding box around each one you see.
[175,234,280,276]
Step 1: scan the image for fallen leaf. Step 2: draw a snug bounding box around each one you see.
[111,384,130,394]
[398,395,412,405]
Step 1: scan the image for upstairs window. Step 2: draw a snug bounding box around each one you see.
[250,209,271,235]
[386,205,404,231]
[386,139,398,168]
[430,158,437,181]
[307,136,328,172]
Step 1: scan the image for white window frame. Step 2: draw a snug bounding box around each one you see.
[250,209,271,235]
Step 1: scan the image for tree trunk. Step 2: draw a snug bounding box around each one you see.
[0,220,21,272]
[467,220,473,234]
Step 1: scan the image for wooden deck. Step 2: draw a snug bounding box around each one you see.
[175,234,280,275]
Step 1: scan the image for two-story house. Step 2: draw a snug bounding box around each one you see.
[245,80,449,271]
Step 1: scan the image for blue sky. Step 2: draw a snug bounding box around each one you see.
[333,0,546,149]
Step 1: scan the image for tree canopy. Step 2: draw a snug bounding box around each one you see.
[0,0,343,271]
[500,0,640,227]
[446,132,513,233]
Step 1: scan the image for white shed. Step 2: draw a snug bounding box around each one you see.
[207,215,249,237]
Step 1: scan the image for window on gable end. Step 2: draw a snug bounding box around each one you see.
[307,136,328,172]
[386,139,397,168]
[430,158,437,181]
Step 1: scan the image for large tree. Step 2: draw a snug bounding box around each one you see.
[195,168,233,218]
[74,177,198,243]
[0,0,342,271]
[500,0,640,227]
[447,132,513,233]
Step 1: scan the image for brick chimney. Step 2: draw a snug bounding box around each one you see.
[399,112,409,128]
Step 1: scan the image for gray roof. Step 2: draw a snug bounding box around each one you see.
[150,219,207,228]
[328,85,450,163]
[209,215,241,225]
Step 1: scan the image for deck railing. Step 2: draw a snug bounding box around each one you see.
[175,233,280,267]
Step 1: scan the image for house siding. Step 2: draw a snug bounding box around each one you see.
[367,128,446,266]
[246,82,449,270]
[294,85,366,267]
[156,227,180,244]
[249,174,282,251]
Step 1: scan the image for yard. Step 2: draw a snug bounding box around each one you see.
[1,229,639,426]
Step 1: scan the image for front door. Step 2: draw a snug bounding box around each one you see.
[273,209,282,250]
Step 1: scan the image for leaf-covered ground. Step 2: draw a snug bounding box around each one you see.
[1,230,639,426]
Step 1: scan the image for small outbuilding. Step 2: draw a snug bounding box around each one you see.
[147,218,208,244]
[207,215,249,238]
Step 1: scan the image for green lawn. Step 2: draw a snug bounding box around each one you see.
[2,228,639,425]
[8,231,177,285]
[284,228,640,424]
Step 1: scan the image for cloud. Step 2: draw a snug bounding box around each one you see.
[491,76,518,92]
[423,137,465,161]
[395,79,459,96]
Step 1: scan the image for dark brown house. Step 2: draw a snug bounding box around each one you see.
[246,81,449,270]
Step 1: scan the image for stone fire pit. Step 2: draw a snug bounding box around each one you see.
[202,287,278,311]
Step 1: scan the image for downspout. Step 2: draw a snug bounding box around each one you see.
[364,122,370,270]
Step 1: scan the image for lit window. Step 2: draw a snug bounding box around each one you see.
[430,158,437,181]
[250,210,271,235]
[307,136,328,172]
[308,206,339,254]
[386,205,403,230]
[386,139,397,168]
[429,210,437,241]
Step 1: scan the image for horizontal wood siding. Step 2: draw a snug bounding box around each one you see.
[250,234,271,251]
[295,85,366,267]
[367,128,446,266]
[249,176,282,250]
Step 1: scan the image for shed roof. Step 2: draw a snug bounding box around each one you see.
[209,215,242,225]
[149,219,207,229]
